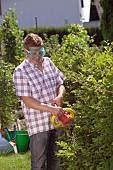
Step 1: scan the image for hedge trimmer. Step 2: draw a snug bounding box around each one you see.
[51,107,75,128]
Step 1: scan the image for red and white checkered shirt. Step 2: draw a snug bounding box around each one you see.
[13,57,66,136]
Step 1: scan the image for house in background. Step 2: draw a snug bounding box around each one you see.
[0,0,102,28]
[82,0,103,27]
[0,0,83,27]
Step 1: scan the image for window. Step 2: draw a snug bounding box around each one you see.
[81,0,84,8]
[90,0,99,21]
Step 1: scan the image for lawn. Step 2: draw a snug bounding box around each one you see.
[0,151,31,170]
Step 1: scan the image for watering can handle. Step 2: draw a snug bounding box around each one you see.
[4,128,11,141]
[14,125,16,139]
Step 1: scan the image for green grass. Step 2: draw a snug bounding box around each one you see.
[0,151,31,170]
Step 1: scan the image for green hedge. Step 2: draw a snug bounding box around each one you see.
[43,24,113,170]
[86,26,103,46]
[22,26,69,44]
[22,25,103,46]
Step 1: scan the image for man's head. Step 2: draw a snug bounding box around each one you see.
[23,33,43,50]
[23,33,46,63]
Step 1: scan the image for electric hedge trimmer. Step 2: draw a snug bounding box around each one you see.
[51,107,75,128]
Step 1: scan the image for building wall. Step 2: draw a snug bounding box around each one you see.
[0,0,82,27]
[83,20,100,27]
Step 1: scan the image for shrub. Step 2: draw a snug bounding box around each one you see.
[47,24,113,170]
[0,59,18,128]
[1,8,25,65]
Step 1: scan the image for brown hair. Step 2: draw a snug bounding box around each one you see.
[23,33,43,50]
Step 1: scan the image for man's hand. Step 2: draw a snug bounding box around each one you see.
[52,96,63,107]
[50,105,65,117]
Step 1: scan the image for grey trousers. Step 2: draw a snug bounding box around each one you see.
[30,129,63,170]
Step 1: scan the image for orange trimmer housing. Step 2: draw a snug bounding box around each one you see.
[51,108,75,128]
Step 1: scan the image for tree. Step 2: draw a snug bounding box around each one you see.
[0,59,18,128]
[1,8,25,65]
[100,0,113,42]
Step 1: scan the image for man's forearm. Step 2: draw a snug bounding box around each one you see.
[21,96,54,112]
[57,85,65,98]
[21,96,65,116]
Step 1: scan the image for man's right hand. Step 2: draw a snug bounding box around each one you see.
[21,96,65,117]
[50,106,65,117]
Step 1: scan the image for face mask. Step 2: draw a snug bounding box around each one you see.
[25,47,46,58]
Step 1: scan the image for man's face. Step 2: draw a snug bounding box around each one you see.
[25,46,46,64]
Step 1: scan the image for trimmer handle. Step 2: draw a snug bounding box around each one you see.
[51,108,75,128]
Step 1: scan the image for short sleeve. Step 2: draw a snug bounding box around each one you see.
[49,58,66,88]
[13,68,31,97]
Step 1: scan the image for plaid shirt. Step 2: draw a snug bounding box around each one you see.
[13,57,66,136]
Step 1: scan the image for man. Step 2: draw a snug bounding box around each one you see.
[13,33,66,170]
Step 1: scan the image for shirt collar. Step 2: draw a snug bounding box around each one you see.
[25,57,44,69]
